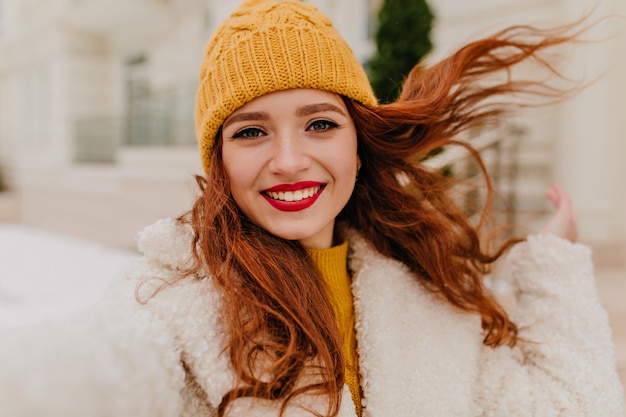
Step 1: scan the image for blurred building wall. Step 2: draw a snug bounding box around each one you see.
[0,0,624,249]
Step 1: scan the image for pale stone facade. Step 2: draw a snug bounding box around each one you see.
[0,0,624,248]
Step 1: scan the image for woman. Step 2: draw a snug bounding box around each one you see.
[0,0,623,416]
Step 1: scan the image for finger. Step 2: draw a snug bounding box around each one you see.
[552,183,567,201]
[546,185,560,208]
[555,185,574,214]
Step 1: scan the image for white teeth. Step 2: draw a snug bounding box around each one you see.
[267,186,320,202]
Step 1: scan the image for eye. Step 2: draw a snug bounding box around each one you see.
[231,127,266,139]
[307,119,339,132]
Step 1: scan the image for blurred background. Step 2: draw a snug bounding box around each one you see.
[0,0,624,249]
[0,0,624,401]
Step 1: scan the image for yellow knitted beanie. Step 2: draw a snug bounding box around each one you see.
[194,0,377,173]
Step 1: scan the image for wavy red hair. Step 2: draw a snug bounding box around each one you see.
[180,21,583,417]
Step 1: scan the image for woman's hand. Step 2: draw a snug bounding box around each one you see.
[540,183,578,243]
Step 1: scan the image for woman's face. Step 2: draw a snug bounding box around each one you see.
[221,89,359,249]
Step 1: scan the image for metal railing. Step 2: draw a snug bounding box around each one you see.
[423,124,524,232]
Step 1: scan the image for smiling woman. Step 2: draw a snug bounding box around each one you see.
[0,1,623,417]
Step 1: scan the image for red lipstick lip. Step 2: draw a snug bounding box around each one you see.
[264,181,324,193]
[262,185,325,212]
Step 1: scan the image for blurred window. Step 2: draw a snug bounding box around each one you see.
[0,0,4,38]
[124,55,195,147]
[125,55,151,146]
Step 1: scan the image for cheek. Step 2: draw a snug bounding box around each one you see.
[222,148,260,206]
[221,149,244,197]
[333,141,359,179]
[222,146,245,182]
[221,153,234,186]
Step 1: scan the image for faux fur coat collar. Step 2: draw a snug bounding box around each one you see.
[130,218,482,416]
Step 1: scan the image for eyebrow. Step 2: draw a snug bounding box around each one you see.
[295,103,347,118]
[223,102,347,129]
[223,111,269,129]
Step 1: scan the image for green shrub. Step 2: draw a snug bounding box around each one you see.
[368,0,434,103]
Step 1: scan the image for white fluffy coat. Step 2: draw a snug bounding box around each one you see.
[0,218,623,417]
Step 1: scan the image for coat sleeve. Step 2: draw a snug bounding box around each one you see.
[0,278,186,417]
[475,234,624,417]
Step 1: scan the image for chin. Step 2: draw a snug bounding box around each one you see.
[271,230,311,242]
[267,227,318,243]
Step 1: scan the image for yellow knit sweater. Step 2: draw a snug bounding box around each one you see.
[307,241,362,416]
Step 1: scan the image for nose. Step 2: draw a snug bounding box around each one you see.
[267,134,311,176]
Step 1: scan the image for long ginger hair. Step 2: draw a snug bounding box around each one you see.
[181,22,582,417]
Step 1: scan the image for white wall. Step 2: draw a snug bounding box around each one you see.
[555,0,626,242]
[430,0,626,243]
